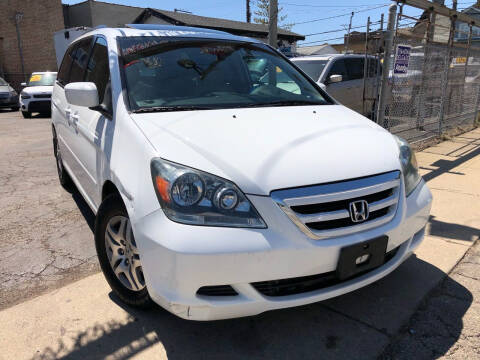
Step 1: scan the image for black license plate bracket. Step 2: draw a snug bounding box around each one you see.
[336,236,388,281]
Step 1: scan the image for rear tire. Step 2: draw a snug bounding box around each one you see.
[95,194,153,309]
[21,111,31,118]
[53,129,73,189]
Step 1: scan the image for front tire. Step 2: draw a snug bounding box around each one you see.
[95,194,153,308]
[21,110,31,118]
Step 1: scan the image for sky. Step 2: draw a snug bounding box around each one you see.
[62,0,478,46]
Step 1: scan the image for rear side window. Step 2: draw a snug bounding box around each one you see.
[345,58,364,80]
[85,37,111,107]
[69,38,93,83]
[57,46,76,85]
[327,59,348,81]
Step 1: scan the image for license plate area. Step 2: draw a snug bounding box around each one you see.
[336,236,388,280]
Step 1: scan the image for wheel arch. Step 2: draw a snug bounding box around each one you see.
[102,180,122,202]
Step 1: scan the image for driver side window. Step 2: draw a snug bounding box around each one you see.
[327,59,349,82]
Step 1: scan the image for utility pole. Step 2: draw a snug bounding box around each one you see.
[376,3,397,127]
[14,12,26,83]
[344,12,354,53]
[246,0,251,23]
[268,0,278,48]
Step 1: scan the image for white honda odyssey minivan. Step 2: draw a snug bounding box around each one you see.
[51,25,432,321]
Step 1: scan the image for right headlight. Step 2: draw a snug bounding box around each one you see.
[150,158,266,228]
[394,136,421,196]
[20,92,31,99]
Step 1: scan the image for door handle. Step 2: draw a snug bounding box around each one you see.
[71,114,79,129]
[65,109,72,125]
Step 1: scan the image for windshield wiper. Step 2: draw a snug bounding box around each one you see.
[234,100,324,108]
[132,105,213,113]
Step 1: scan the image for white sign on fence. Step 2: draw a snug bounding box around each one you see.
[393,44,412,75]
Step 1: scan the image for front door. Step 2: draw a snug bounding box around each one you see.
[325,59,355,109]
[70,36,112,208]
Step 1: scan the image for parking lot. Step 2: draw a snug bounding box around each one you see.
[0,108,479,358]
[0,109,99,310]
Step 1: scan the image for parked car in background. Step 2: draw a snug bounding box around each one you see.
[292,54,380,117]
[20,72,57,118]
[52,25,432,321]
[0,77,19,111]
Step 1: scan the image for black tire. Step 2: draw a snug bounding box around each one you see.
[11,106,20,112]
[95,194,153,309]
[21,111,31,118]
[53,128,73,189]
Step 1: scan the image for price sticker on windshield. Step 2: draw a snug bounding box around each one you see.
[29,74,42,82]
[393,44,411,76]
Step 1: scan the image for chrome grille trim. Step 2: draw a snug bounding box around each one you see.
[271,171,401,240]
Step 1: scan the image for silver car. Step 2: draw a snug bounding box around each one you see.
[292,54,380,116]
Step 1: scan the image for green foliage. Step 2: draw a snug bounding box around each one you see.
[253,0,292,30]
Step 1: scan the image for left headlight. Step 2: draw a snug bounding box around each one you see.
[394,136,421,196]
[151,158,266,228]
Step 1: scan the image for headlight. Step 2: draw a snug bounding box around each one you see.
[151,158,266,228]
[394,136,421,196]
[20,92,31,99]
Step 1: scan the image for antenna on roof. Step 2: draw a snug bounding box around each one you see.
[174,8,192,14]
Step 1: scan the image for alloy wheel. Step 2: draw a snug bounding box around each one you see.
[104,216,145,291]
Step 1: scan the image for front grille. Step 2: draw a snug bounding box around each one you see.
[196,285,238,296]
[271,171,401,239]
[33,94,51,99]
[252,246,400,297]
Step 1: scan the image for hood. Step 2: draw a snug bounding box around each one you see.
[131,105,401,195]
[22,86,53,95]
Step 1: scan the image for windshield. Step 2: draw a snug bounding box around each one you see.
[291,60,328,82]
[27,73,56,87]
[118,37,330,112]
[0,77,8,86]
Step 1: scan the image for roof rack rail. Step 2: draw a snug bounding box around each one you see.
[124,24,227,34]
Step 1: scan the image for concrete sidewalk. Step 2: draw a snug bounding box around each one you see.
[1,129,479,360]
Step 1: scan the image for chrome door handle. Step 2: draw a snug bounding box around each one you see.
[71,114,79,129]
[65,109,72,125]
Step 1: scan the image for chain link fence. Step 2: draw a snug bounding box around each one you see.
[382,3,480,144]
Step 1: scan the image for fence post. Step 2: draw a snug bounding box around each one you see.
[377,3,397,128]
[362,17,371,117]
[438,14,457,135]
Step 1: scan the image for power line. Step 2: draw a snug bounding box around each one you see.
[299,36,346,45]
[281,2,389,8]
[291,4,389,26]
[304,21,381,37]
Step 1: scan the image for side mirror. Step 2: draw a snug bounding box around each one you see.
[328,74,343,84]
[21,82,27,87]
[65,82,99,108]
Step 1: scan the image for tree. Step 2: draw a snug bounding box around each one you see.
[253,0,292,30]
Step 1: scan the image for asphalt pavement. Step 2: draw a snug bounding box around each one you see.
[0,109,98,310]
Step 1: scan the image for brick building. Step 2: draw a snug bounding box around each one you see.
[0,0,64,89]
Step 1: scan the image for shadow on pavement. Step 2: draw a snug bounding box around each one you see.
[422,141,480,182]
[429,215,480,242]
[30,256,473,360]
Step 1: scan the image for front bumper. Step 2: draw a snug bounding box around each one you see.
[20,98,51,113]
[134,179,432,321]
[0,96,19,108]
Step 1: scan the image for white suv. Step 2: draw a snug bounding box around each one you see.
[51,25,432,321]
